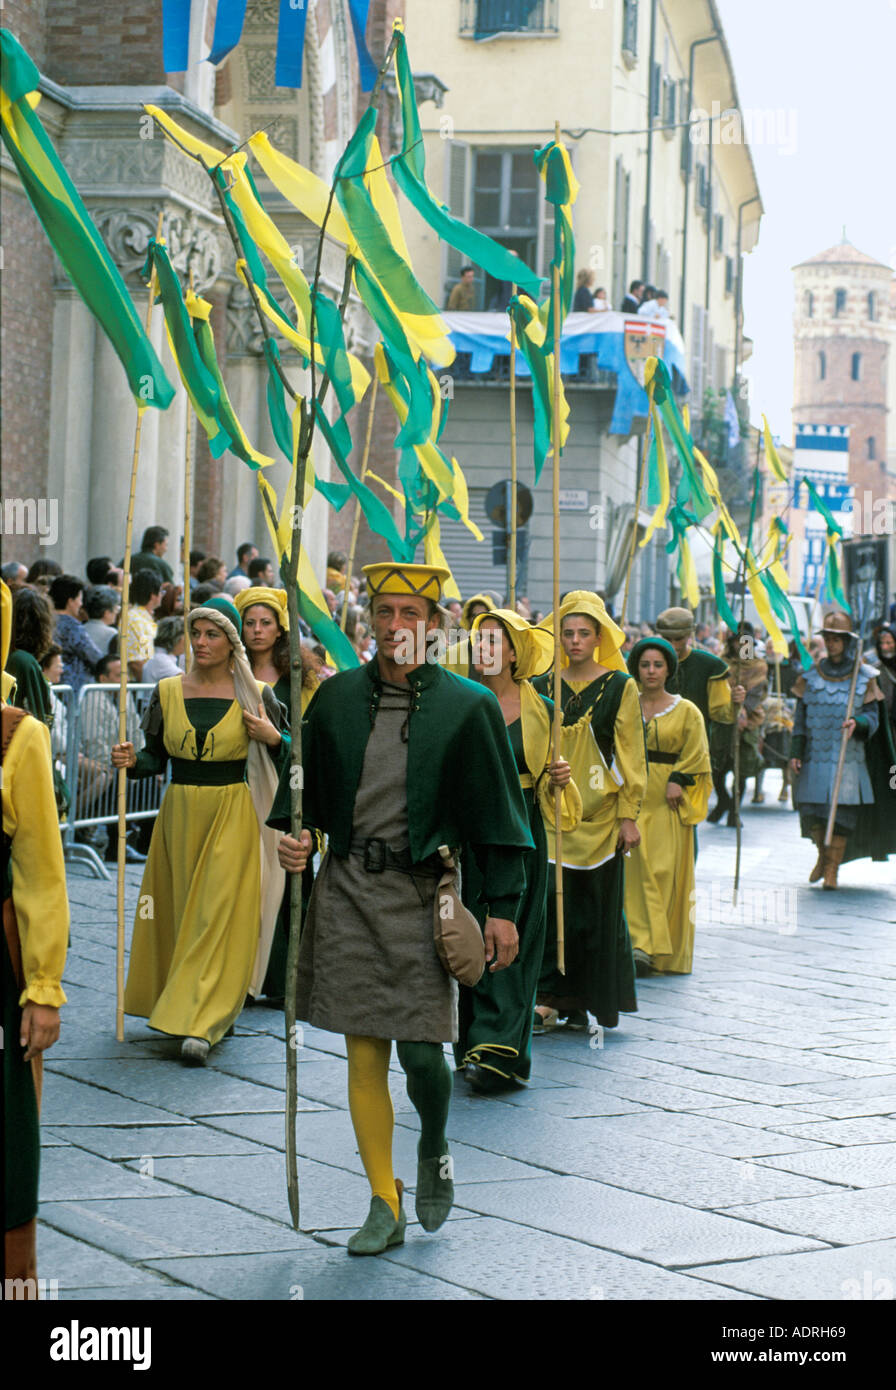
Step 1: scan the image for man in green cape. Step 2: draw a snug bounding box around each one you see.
[270,562,532,1255]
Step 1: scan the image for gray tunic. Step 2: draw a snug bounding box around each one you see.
[296,681,457,1042]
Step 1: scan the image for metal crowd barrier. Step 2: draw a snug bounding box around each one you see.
[53,682,169,882]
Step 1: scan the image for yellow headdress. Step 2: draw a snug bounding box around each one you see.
[470,608,554,683]
[540,590,627,672]
[460,592,499,630]
[362,562,450,604]
[234,585,289,631]
[1,580,14,703]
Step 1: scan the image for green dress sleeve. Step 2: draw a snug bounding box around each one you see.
[127,687,169,777]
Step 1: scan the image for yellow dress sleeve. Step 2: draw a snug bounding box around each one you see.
[614,678,648,821]
[707,674,734,723]
[675,701,713,826]
[2,716,69,1007]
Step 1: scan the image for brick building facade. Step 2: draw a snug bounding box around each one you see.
[2,0,406,580]
[792,240,895,522]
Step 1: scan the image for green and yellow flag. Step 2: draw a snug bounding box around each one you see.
[802,477,851,611]
[1,30,174,411]
[762,415,788,483]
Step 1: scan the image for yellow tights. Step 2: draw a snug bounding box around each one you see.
[345,1035,399,1220]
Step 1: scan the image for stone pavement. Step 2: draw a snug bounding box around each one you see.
[37,770,896,1301]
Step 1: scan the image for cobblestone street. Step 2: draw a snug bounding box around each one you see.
[38,773,896,1301]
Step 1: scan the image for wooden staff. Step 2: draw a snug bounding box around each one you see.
[340,373,379,632]
[732,437,762,905]
[508,285,518,610]
[182,270,194,632]
[619,412,651,628]
[550,124,565,974]
[116,209,164,1041]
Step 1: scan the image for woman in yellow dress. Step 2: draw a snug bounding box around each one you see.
[624,637,712,976]
[112,596,286,1064]
[531,592,647,1031]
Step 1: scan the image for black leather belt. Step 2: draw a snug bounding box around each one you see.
[647,750,678,765]
[349,836,442,876]
[170,757,247,785]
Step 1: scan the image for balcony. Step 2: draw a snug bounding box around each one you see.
[459,0,559,40]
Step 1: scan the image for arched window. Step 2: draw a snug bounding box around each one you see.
[851,352,861,381]
[868,436,876,461]
[818,350,826,380]
[834,288,847,316]
[868,291,876,321]
[804,290,814,318]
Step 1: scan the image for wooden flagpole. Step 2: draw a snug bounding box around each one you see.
[508,285,518,610]
[732,434,762,905]
[550,123,565,974]
[116,209,164,1041]
[182,269,194,632]
[619,411,651,628]
[341,373,378,632]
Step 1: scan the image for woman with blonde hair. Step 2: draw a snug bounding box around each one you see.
[112,596,288,1063]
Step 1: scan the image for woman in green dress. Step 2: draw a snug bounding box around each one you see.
[456,610,580,1093]
[234,586,319,1002]
[112,596,287,1064]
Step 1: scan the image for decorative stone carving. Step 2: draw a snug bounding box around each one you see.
[244,0,279,32]
[227,280,266,357]
[165,213,224,293]
[226,276,297,358]
[92,208,157,279]
[381,72,448,153]
[92,207,224,292]
[246,45,292,102]
[264,115,300,158]
[64,138,163,189]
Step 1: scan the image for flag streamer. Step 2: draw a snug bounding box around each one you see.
[1,32,174,411]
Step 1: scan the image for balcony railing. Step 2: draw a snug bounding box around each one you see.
[460,1,559,39]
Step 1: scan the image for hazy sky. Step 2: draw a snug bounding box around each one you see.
[715,0,896,440]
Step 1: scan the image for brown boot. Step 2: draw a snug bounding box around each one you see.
[808,827,826,883]
[822,834,847,890]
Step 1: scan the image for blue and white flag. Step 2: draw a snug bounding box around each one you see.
[162,0,376,90]
[724,390,741,449]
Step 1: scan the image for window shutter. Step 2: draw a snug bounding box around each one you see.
[442,141,470,302]
[611,157,630,308]
[690,305,706,411]
[432,489,504,600]
[622,0,639,58]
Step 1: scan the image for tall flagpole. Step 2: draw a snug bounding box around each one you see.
[732,433,762,905]
[508,285,518,610]
[182,269,194,633]
[619,412,651,628]
[550,122,565,975]
[116,209,164,1042]
[341,373,378,632]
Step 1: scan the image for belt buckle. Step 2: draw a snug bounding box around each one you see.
[363,837,387,873]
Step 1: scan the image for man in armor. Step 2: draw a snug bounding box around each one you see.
[789,610,895,889]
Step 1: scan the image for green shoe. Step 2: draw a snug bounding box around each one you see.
[415,1152,454,1232]
[346,1184,406,1256]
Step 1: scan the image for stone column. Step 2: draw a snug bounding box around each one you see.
[46,287,97,571]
